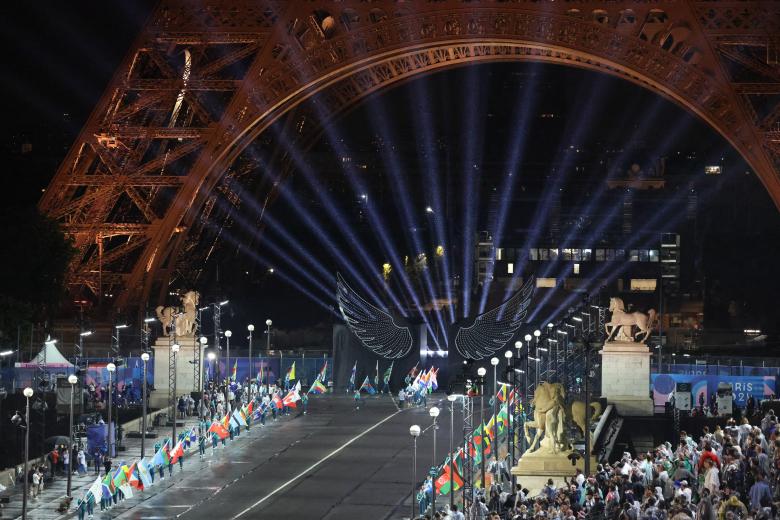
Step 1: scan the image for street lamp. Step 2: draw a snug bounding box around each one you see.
[429,406,440,515]
[199,336,208,393]
[409,424,421,520]
[477,366,487,490]
[265,319,272,352]
[490,356,499,482]
[171,343,180,443]
[18,387,34,519]
[140,352,150,457]
[66,374,77,497]
[106,363,116,457]
[504,350,513,486]
[224,330,232,406]
[247,324,255,383]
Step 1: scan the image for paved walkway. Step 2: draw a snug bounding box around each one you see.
[0,410,294,520]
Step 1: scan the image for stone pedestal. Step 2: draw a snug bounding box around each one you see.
[511,450,596,495]
[600,341,653,416]
[149,336,202,408]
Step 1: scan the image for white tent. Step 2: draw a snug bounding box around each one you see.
[15,338,73,368]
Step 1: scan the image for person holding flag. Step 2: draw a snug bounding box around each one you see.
[347,361,357,393]
[381,361,393,394]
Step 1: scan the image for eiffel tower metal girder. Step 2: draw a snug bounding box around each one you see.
[38,1,780,313]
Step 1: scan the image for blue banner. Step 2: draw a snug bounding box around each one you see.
[652,373,776,406]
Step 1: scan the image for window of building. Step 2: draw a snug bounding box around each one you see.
[630,250,639,262]
[537,277,556,288]
[573,263,580,274]
[507,263,514,274]
[630,279,657,291]
[496,248,503,261]
[573,249,582,261]
[539,248,549,260]
[563,248,572,260]
[649,249,659,262]
[529,248,538,261]
[549,248,559,260]
[639,249,649,262]
[596,249,605,261]
[606,249,615,261]
[616,249,625,260]
[583,249,592,261]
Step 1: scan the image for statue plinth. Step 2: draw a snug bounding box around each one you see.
[600,341,653,416]
[511,450,596,495]
[149,336,203,409]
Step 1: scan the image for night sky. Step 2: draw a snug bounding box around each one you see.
[3,3,780,339]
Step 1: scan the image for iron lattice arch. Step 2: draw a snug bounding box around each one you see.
[38,0,780,313]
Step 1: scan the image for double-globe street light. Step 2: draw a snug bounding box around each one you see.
[409,424,421,520]
[66,374,78,498]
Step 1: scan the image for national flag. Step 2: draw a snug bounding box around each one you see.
[308,379,327,395]
[119,483,134,499]
[496,405,509,435]
[436,455,464,495]
[189,427,198,445]
[170,440,185,464]
[87,476,103,503]
[359,375,376,394]
[127,463,143,491]
[208,421,229,440]
[407,362,419,380]
[232,408,248,427]
[496,385,508,403]
[383,361,393,384]
[285,362,296,382]
[257,361,265,385]
[374,360,379,386]
[349,361,357,385]
[151,440,171,467]
[221,412,231,430]
[101,473,114,499]
[272,393,283,409]
[247,400,254,416]
[231,360,237,381]
[317,361,328,382]
[136,458,153,488]
[112,465,127,490]
[471,425,485,464]
[282,389,300,408]
[485,415,496,440]
[429,367,439,391]
[295,380,302,393]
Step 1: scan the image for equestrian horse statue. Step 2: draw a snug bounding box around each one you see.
[524,382,603,454]
[604,297,657,343]
[156,290,199,337]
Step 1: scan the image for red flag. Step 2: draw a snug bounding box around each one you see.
[127,463,143,491]
[282,389,299,408]
[208,421,229,440]
[169,441,185,464]
[272,394,283,409]
[247,400,254,415]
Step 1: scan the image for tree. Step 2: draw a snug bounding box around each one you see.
[0,206,74,343]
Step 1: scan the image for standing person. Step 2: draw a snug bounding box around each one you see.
[301,393,309,416]
[199,434,206,459]
[354,389,361,410]
[211,429,219,454]
[398,389,405,408]
[93,450,102,476]
[103,456,112,477]
[63,447,70,474]
[177,450,184,472]
[77,448,87,475]
[31,469,40,499]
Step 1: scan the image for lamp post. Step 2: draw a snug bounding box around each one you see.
[66,374,78,497]
[18,387,33,520]
[447,394,458,512]
[429,406,440,515]
[171,343,180,443]
[477,367,487,490]
[410,424,421,520]
[107,363,116,457]
[224,330,232,406]
[490,356,499,482]
[140,352,150,457]
[207,351,216,385]
[199,336,208,393]
[247,324,255,384]
[265,319,272,352]
[504,349,513,487]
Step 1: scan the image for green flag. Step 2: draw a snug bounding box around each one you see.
[383,361,393,384]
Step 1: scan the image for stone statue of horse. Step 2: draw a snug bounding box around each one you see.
[156,290,199,337]
[605,297,657,343]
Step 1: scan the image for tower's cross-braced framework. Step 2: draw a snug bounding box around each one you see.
[38,1,780,313]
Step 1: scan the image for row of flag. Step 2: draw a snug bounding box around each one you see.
[349,360,441,394]
[213,360,330,386]
[433,395,521,495]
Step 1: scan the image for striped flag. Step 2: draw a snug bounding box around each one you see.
[359,375,376,395]
[309,379,327,394]
[317,361,328,382]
